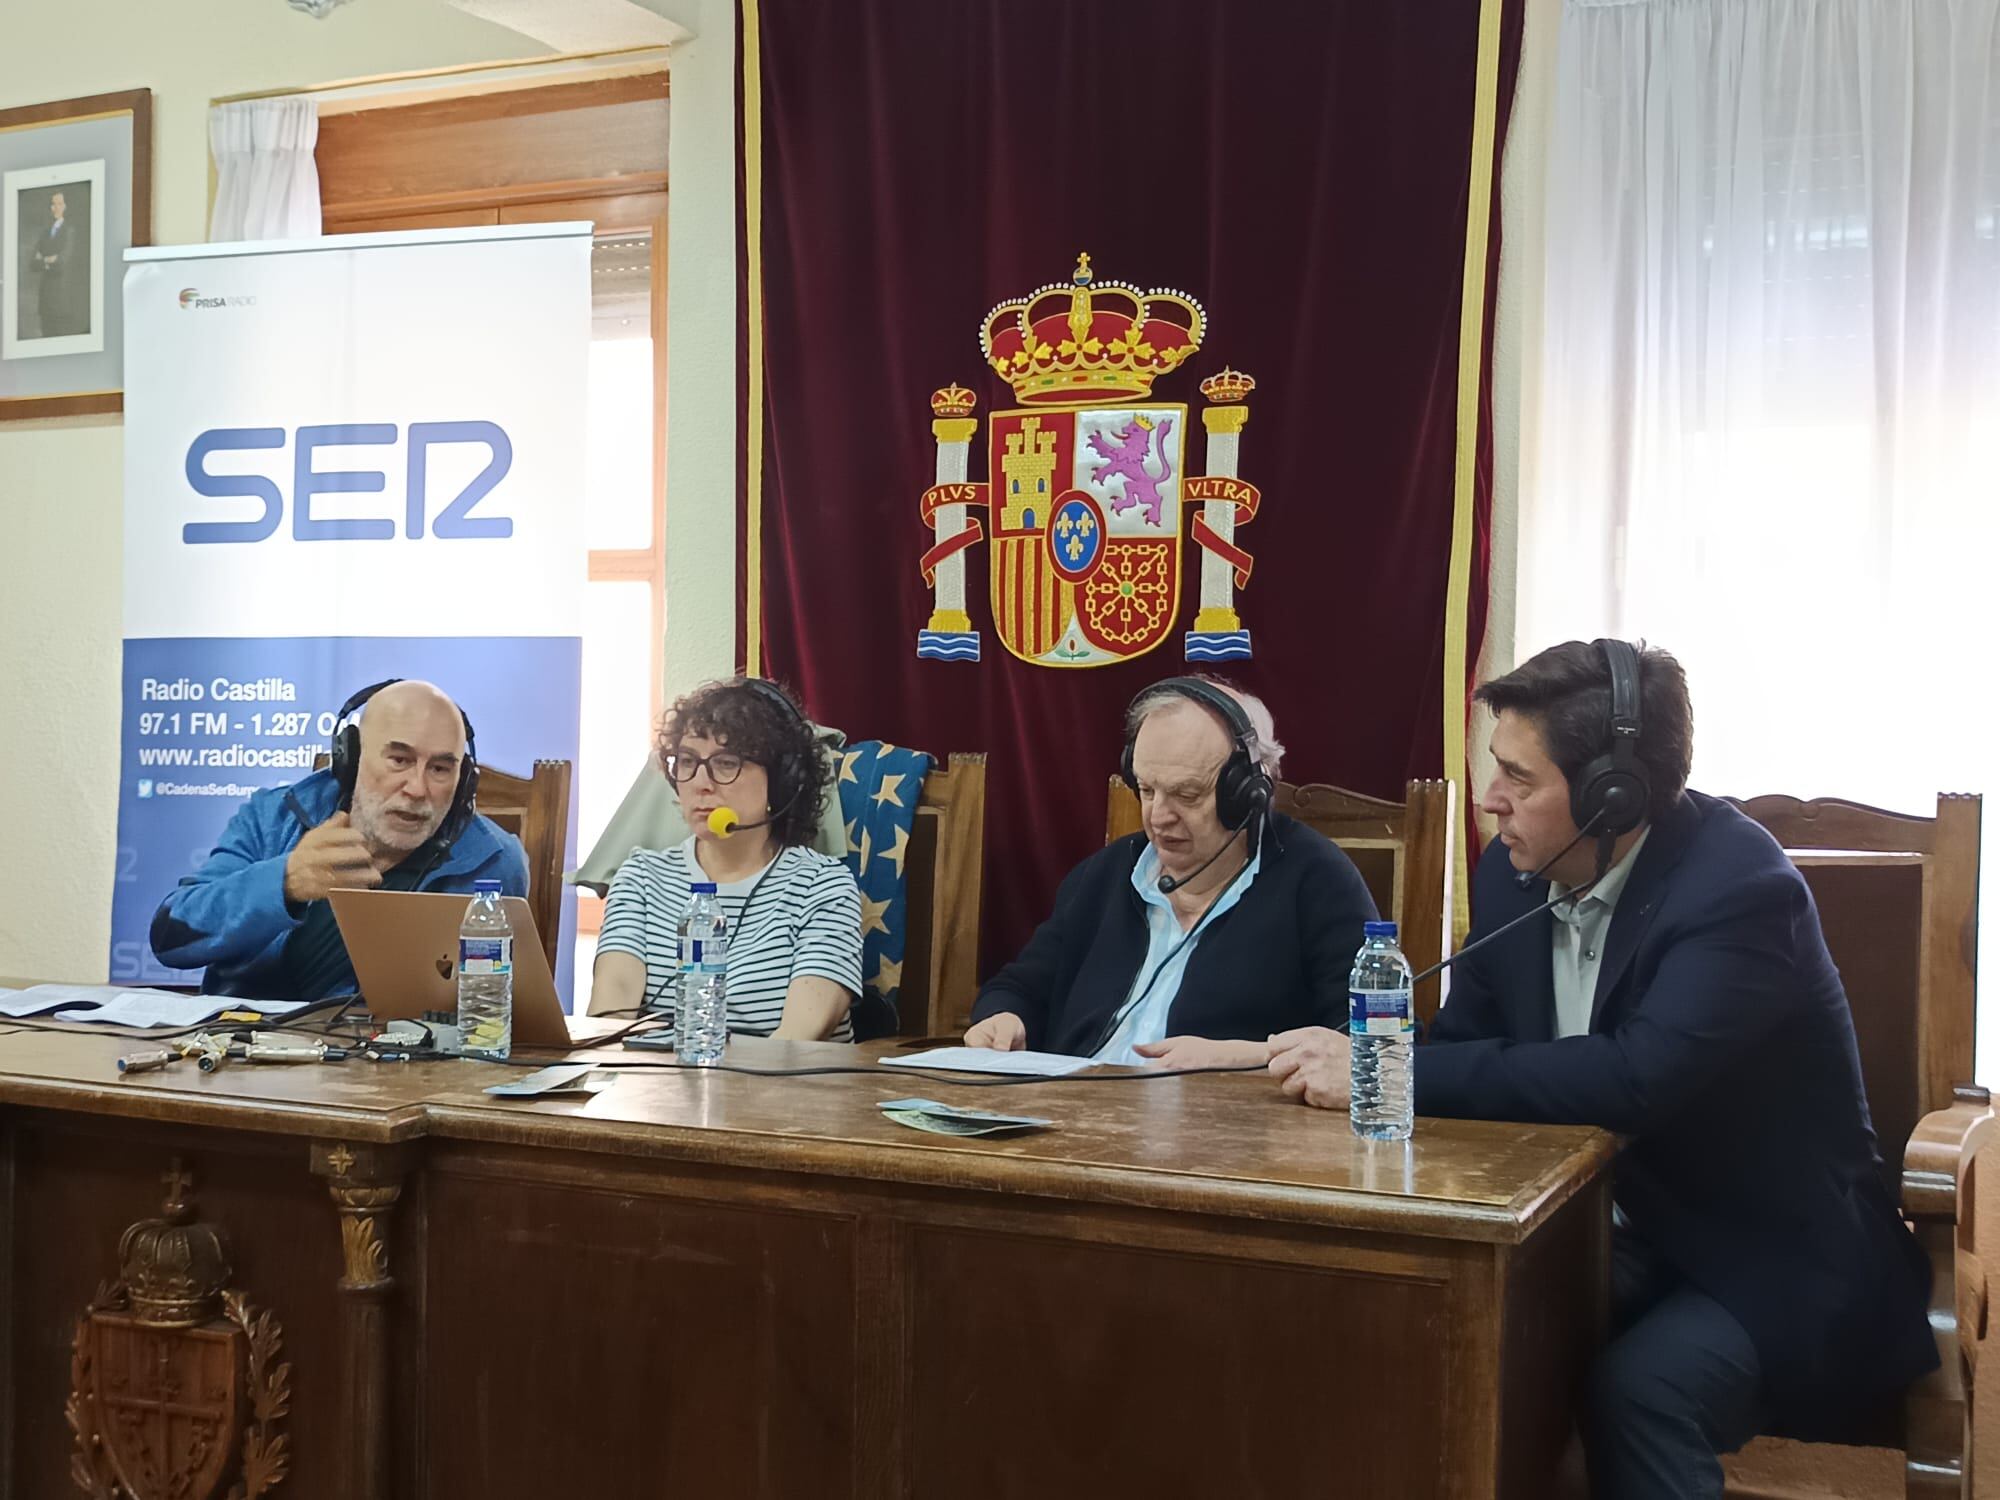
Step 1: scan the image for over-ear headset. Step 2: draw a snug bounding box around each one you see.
[328,679,480,848]
[738,677,811,823]
[1119,677,1274,832]
[1570,639,1649,838]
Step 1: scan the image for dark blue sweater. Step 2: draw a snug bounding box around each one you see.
[971,812,1378,1055]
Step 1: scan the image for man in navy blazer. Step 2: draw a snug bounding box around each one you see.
[1269,641,1933,1500]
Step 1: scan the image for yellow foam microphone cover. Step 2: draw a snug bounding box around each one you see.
[707,806,741,838]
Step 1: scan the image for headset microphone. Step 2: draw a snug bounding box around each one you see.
[1512,806,1609,890]
[706,778,803,840]
[1394,640,1646,1013]
[1401,812,1618,998]
[1409,873,1607,991]
[709,806,767,838]
[1157,804,1257,895]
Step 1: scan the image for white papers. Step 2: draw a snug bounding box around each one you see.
[882,1046,1094,1078]
[39,988,309,1028]
[0,983,181,1019]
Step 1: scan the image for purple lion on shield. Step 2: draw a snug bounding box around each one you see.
[1086,415,1176,527]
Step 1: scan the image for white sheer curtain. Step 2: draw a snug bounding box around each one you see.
[208,98,322,241]
[1523,0,2000,1064]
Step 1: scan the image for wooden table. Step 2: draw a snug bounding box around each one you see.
[0,1021,1613,1499]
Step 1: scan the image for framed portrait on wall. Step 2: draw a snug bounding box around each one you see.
[0,89,150,419]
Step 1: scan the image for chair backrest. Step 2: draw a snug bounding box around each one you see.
[311,751,572,973]
[475,759,573,974]
[1728,793,1981,1173]
[897,753,989,1037]
[1105,775,1457,1022]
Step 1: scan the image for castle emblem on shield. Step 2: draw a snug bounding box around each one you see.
[917,253,1264,667]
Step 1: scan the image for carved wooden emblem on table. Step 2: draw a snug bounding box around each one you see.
[65,1159,291,1500]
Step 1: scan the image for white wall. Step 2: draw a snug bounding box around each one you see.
[643,0,739,702]
[0,0,554,981]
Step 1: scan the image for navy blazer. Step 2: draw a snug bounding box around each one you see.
[1419,791,1935,1435]
[971,813,1377,1055]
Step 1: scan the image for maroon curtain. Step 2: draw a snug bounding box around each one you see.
[743,0,1522,977]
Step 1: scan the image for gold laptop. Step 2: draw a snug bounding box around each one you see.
[327,889,573,1049]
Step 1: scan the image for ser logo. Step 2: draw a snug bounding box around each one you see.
[135,779,154,799]
[179,287,257,310]
[183,423,514,543]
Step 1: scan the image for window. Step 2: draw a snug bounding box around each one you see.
[317,72,670,1007]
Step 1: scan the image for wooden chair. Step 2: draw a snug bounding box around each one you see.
[1956,1107,2000,1498]
[1715,793,1988,1499]
[1105,776,1457,1023]
[474,760,573,975]
[895,753,989,1037]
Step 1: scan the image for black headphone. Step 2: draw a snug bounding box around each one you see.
[738,677,812,823]
[1570,639,1650,838]
[1119,677,1274,832]
[328,679,480,847]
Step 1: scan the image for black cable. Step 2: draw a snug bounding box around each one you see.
[629,842,786,1017]
[1080,842,1255,1059]
[0,992,359,1043]
[1407,864,1610,989]
[480,1053,1270,1086]
[5,991,1265,1088]
[573,1016,671,1049]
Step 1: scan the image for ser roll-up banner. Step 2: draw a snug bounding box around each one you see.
[114,225,588,999]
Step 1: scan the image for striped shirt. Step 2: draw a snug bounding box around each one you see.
[599,838,863,1041]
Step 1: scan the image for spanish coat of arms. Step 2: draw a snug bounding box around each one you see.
[917,252,1263,667]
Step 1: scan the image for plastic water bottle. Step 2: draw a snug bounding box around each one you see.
[672,882,725,1016]
[457,880,513,1061]
[676,881,729,1066]
[1349,919,1414,1141]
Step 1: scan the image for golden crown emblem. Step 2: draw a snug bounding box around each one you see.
[930,382,977,417]
[980,252,1205,405]
[1200,368,1256,404]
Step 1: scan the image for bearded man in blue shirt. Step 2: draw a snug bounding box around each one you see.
[151,679,527,1000]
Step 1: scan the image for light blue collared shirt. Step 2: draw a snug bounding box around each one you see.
[1091,841,1261,1066]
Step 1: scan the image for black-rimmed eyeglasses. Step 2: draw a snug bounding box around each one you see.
[666,749,748,785]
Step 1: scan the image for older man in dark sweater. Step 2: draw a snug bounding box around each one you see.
[966,677,1377,1068]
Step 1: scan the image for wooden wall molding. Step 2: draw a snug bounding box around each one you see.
[317,71,668,228]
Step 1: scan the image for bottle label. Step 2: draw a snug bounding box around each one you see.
[1349,988,1412,1036]
[460,936,512,977]
[680,940,728,976]
[679,938,727,973]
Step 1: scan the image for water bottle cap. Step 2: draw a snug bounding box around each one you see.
[689,881,718,894]
[1364,920,1398,939]
[473,880,502,893]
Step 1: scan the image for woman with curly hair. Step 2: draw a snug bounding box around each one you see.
[592,678,862,1040]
